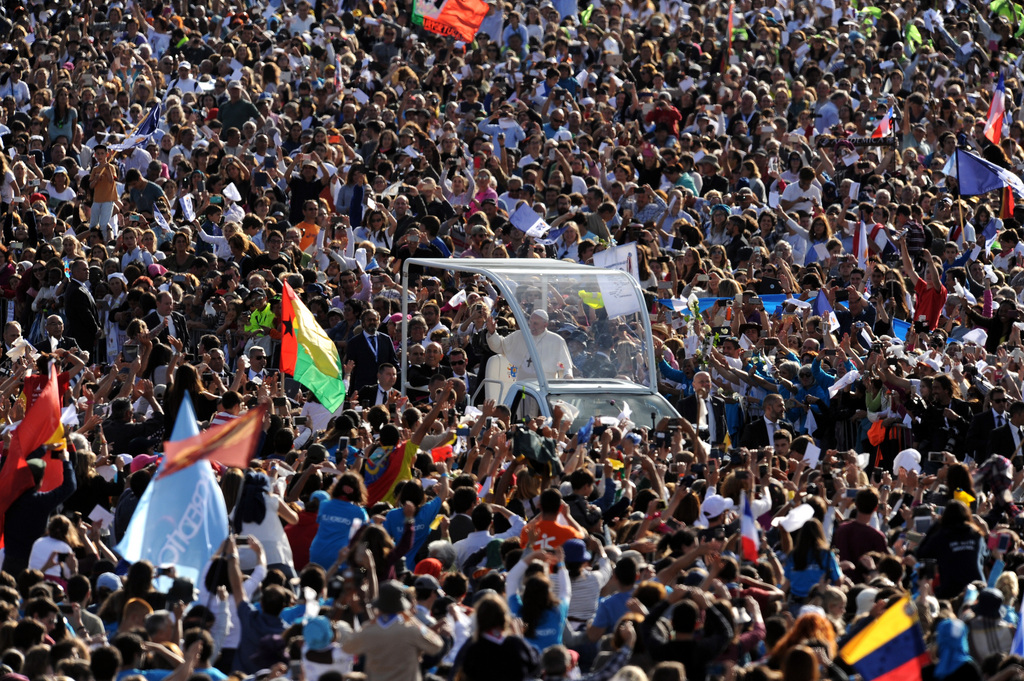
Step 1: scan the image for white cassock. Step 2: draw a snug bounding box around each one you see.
[487,329,574,380]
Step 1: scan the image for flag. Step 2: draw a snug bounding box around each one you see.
[985,74,1006,145]
[839,596,929,681]
[740,491,759,561]
[949,222,963,244]
[509,203,551,238]
[364,443,416,506]
[814,290,840,332]
[1002,185,1016,219]
[281,281,346,411]
[868,223,890,251]
[943,148,1024,197]
[871,107,894,138]
[953,488,976,505]
[115,395,229,582]
[853,222,869,268]
[430,443,453,463]
[1012,596,1024,655]
[577,416,595,445]
[112,103,162,151]
[18,371,71,494]
[414,0,489,42]
[0,366,61,544]
[579,4,593,25]
[158,405,267,479]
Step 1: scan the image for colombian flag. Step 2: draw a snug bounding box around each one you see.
[281,282,346,411]
[839,596,928,681]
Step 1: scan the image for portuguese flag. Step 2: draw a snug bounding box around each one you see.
[281,282,346,411]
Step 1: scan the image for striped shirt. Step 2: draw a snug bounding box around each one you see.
[567,556,613,625]
[209,410,239,427]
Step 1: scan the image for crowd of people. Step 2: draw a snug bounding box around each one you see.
[6,0,1024,680]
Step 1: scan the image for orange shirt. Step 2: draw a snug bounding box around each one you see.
[297,220,321,251]
[520,518,584,551]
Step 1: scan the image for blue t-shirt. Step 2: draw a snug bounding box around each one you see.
[195,668,228,681]
[592,590,633,631]
[783,549,842,598]
[383,496,443,569]
[509,596,569,651]
[308,499,368,569]
[117,671,169,681]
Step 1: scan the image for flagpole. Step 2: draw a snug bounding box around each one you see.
[955,147,966,238]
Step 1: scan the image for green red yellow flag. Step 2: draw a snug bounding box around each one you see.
[281,281,346,411]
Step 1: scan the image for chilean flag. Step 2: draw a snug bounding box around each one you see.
[985,74,1006,145]
[871,107,894,138]
[740,491,759,561]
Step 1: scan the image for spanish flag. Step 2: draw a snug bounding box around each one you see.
[281,282,346,411]
[839,596,929,681]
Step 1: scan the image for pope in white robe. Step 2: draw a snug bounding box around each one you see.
[486,310,574,380]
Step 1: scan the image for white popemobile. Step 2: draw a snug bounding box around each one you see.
[401,258,680,429]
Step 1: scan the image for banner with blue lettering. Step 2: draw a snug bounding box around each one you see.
[115,395,229,581]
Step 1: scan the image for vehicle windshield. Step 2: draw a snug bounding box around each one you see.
[485,265,653,388]
[549,391,677,431]
[406,260,656,403]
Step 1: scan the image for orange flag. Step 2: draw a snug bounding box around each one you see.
[159,405,267,479]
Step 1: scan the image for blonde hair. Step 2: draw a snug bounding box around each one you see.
[610,667,649,681]
[997,571,1019,604]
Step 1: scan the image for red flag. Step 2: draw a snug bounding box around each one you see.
[422,0,489,42]
[159,405,267,479]
[430,444,453,463]
[1002,185,1016,219]
[0,367,62,543]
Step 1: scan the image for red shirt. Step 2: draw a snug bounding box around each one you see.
[915,278,947,330]
[285,510,319,571]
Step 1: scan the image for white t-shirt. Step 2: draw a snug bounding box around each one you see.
[780,182,822,213]
[2,169,16,204]
[28,536,73,578]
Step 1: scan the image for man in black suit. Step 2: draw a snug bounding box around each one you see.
[989,400,1024,461]
[42,315,81,354]
[918,375,973,459]
[967,388,1008,462]
[345,309,398,393]
[142,291,189,349]
[740,394,794,449]
[679,371,727,446]
[64,259,100,355]
[448,348,478,401]
[357,363,399,409]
